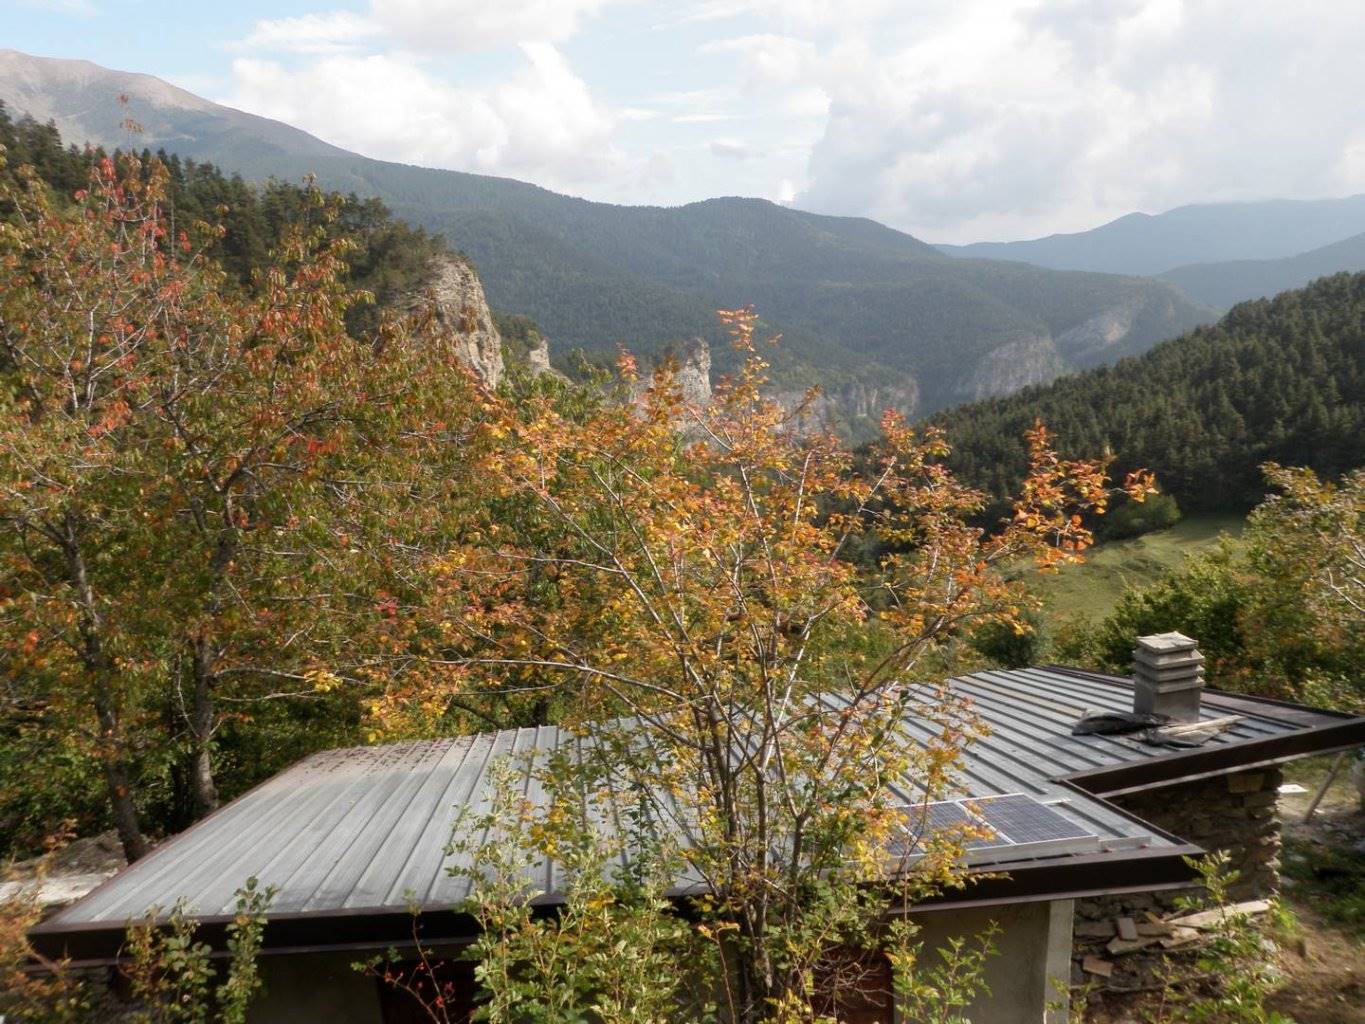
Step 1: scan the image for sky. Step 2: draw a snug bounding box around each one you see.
[8,0,1365,243]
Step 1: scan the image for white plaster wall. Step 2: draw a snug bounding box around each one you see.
[910,899,1074,1024]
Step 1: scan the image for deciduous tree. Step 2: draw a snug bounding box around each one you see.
[0,151,493,856]
[408,310,1150,1021]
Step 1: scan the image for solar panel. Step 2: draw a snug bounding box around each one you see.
[974,793,1094,845]
[897,793,1099,866]
[920,799,975,836]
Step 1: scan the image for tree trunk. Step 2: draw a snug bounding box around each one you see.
[735,919,776,1024]
[63,511,150,862]
[187,636,220,816]
[181,526,235,819]
[96,697,150,863]
[188,744,219,816]
[92,682,150,868]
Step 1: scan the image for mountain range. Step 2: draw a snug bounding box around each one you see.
[1158,231,1365,311]
[0,49,1217,427]
[939,195,1365,277]
[6,48,1365,429]
[941,197,1365,316]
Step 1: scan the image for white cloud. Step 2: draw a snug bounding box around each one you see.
[674,112,737,124]
[649,87,738,126]
[225,43,622,189]
[790,0,1365,241]
[700,33,817,89]
[226,0,642,195]
[678,0,894,31]
[710,138,760,160]
[220,0,1365,236]
[369,0,616,51]
[237,12,379,55]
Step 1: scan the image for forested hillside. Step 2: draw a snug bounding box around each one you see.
[0,50,1216,424]
[0,115,510,856]
[0,102,444,339]
[1160,231,1365,310]
[934,273,1365,513]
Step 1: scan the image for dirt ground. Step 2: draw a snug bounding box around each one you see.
[1267,755,1365,1024]
[8,831,127,881]
[1076,754,1363,1024]
[1268,898,1363,1024]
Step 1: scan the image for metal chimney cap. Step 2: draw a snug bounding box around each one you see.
[1134,632,1198,653]
[1132,632,1204,722]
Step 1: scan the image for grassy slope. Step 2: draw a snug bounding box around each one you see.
[1035,514,1244,620]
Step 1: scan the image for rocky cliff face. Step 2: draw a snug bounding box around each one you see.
[1057,290,1210,368]
[956,334,1068,402]
[417,254,504,389]
[773,379,920,435]
[648,338,918,436]
[526,332,555,377]
[673,338,712,407]
[828,379,920,422]
[952,290,1204,404]
[632,338,713,408]
[1055,300,1140,363]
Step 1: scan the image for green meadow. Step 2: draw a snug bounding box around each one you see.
[1037,514,1245,621]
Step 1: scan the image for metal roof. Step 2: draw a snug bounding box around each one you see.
[954,667,1363,796]
[33,666,1363,956]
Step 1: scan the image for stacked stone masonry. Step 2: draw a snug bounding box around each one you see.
[1111,765,1284,904]
[1070,766,1284,993]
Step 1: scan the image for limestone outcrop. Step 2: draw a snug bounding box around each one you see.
[416,253,505,389]
[673,338,712,407]
[956,334,1068,402]
[526,332,555,376]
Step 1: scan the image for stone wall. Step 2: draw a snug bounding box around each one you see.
[1074,766,1283,930]
[1111,765,1284,903]
[1070,766,1284,995]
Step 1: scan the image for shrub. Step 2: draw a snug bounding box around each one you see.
[1096,493,1182,542]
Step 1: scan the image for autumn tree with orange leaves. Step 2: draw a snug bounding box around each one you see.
[401,310,1154,1022]
[0,152,496,860]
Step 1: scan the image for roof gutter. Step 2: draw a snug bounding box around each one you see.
[30,837,1203,968]
[1062,715,1365,798]
[908,841,1202,913]
[28,906,486,967]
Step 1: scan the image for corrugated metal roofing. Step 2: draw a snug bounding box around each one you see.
[946,667,1326,784]
[37,667,1359,934]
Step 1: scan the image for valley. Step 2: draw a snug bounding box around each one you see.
[0,49,1215,430]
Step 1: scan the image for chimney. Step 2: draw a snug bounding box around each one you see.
[1133,632,1204,722]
